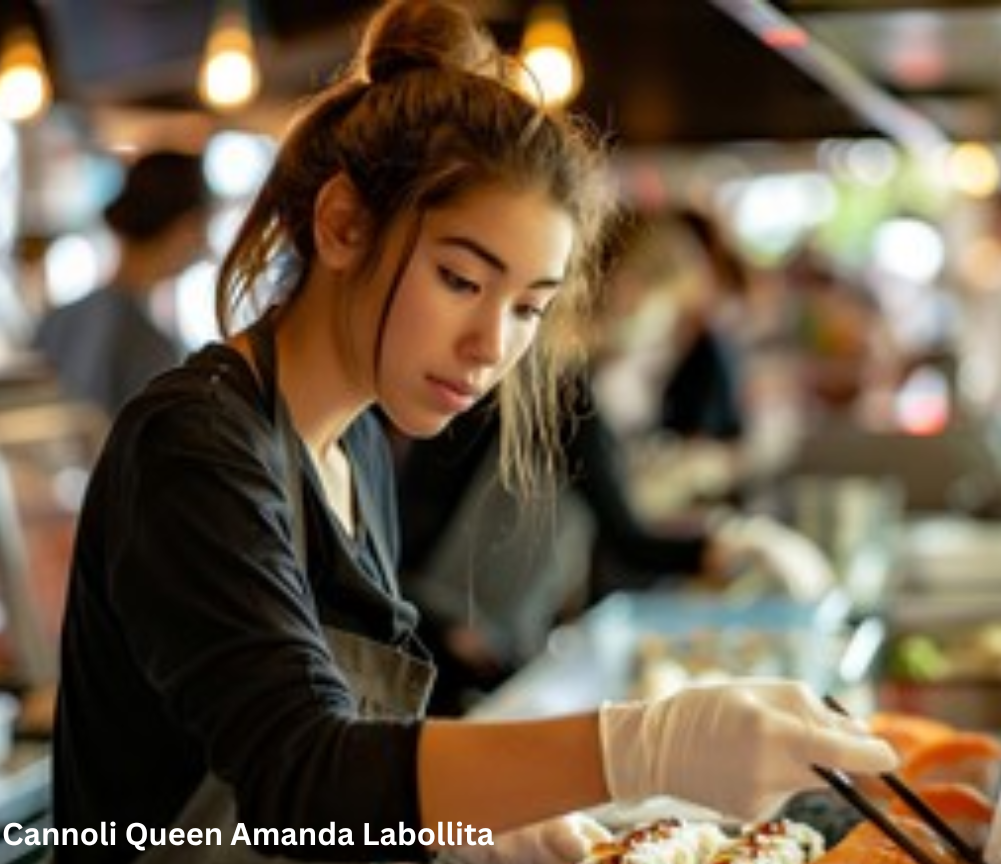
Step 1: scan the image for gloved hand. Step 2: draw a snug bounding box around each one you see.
[599,678,898,821]
[712,515,837,602]
[444,813,611,864]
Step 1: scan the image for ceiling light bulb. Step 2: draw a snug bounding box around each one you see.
[0,26,51,124]
[199,3,260,111]
[518,3,583,109]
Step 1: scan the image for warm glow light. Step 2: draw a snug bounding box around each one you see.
[762,25,809,50]
[0,27,51,124]
[522,46,576,105]
[518,4,582,109]
[945,142,1000,198]
[895,366,950,436]
[199,3,260,111]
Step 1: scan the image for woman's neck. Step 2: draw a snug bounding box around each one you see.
[274,296,358,434]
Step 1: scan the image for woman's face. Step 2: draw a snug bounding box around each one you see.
[377,184,575,437]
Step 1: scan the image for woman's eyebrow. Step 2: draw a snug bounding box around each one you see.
[439,235,564,289]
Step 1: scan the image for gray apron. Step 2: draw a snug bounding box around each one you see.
[136,315,436,861]
[136,625,435,864]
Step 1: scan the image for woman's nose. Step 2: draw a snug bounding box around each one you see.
[460,306,507,365]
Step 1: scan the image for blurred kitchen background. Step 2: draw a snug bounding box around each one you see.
[3,0,1001,850]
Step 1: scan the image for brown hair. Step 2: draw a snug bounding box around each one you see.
[215,0,617,497]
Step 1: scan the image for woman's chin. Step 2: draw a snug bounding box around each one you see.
[387,410,456,440]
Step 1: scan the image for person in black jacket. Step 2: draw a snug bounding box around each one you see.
[593,206,760,514]
[396,370,840,716]
[397,210,839,716]
[655,207,750,443]
[396,385,714,716]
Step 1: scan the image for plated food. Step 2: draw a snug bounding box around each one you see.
[583,709,1001,864]
[583,817,825,864]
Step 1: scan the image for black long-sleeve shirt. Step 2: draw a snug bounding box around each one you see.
[659,327,746,442]
[54,343,426,863]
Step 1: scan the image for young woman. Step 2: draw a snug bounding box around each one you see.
[51,2,897,863]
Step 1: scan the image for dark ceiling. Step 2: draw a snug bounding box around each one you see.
[10,0,1001,147]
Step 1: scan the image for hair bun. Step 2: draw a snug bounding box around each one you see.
[359,0,501,84]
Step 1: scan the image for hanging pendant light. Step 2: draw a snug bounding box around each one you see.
[198,0,260,112]
[0,21,52,124]
[518,3,583,110]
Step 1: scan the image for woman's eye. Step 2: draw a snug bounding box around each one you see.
[515,302,549,321]
[439,266,478,293]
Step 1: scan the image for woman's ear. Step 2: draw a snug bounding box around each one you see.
[314,174,368,271]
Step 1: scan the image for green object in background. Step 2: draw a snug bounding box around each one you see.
[886,634,950,682]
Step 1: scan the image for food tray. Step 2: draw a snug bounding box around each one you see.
[472,588,855,720]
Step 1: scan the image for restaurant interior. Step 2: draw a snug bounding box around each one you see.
[2,0,1001,859]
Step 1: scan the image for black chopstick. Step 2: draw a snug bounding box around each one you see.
[812,763,943,864]
[877,763,986,864]
[823,695,985,864]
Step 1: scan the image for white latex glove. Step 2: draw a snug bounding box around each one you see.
[599,678,898,822]
[443,813,611,864]
[713,515,836,602]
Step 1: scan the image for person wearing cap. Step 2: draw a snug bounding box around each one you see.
[32,149,210,417]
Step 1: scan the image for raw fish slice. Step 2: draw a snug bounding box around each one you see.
[900,732,1001,795]
[812,816,960,864]
[887,781,994,852]
[849,713,958,805]
[869,713,956,760]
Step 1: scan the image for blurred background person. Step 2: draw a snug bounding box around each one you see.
[653,207,750,444]
[31,149,210,418]
[393,214,838,715]
[395,389,722,716]
[779,244,904,431]
[593,205,763,519]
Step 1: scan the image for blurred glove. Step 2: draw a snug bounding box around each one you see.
[444,813,611,864]
[713,515,837,602]
[599,678,898,821]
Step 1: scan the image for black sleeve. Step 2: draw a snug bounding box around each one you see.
[108,397,427,859]
[566,393,709,583]
[659,329,746,441]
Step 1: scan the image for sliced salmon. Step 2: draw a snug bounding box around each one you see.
[869,712,957,761]
[900,732,1001,795]
[812,816,960,864]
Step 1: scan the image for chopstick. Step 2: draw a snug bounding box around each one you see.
[811,763,944,864]
[823,695,986,864]
[877,756,986,864]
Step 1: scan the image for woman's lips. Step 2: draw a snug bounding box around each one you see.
[427,376,480,413]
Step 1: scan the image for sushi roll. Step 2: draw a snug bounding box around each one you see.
[707,819,826,863]
[583,818,824,864]
[584,818,729,864]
